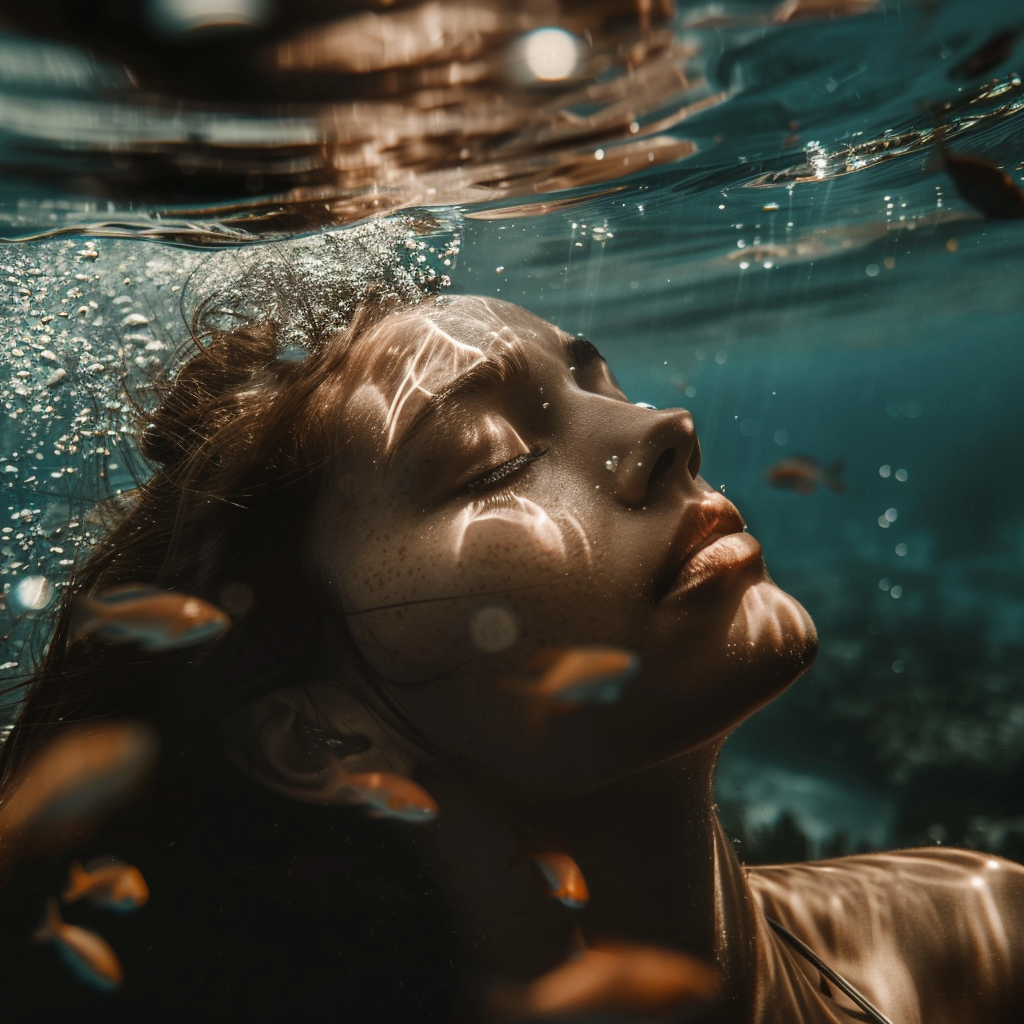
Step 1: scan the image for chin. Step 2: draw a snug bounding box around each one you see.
[726,576,818,691]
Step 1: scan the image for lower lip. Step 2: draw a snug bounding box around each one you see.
[663,532,763,598]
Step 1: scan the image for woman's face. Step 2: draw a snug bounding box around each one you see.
[306,296,816,798]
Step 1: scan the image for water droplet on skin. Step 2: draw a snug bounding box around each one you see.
[634,402,657,411]
[719,484,727,495]
[542,402,550,410]
[604,456,619,472]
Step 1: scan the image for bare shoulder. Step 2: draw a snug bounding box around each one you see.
[748,848,1024,1024]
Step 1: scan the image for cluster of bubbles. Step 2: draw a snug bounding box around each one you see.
[0,216,462,717]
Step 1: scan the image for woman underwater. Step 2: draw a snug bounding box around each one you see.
[1,286,1023,1023]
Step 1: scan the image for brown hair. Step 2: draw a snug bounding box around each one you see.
[0,287,418,788]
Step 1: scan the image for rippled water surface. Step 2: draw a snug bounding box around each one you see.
[2,0,1024,867]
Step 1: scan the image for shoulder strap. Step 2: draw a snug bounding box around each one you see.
[765,915,896,1024]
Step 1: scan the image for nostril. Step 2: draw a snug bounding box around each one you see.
[648,448,676,488]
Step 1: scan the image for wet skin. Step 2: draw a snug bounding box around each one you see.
[306,295,816,799]
[247,296,1024,1022]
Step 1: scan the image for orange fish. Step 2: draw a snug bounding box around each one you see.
[532,647,639,707]
[71,584,230,650]
[764,455,844,495]
[33,899,124,992]
[511,848,590,909]
[62,858,149,912]
[335,771,438,823]
[0,721,159,865]
[487,939,719,1021]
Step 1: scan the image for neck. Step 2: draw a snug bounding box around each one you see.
[413,745,771,1020]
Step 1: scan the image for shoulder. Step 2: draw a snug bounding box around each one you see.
[748,849,1024,1024]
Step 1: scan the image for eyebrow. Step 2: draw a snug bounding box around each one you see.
[390,334,603,459]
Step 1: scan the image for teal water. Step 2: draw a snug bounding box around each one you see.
[1,0,1024,866]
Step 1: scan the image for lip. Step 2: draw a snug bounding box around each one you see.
[657,494,763,600]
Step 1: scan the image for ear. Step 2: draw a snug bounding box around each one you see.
[220,684,415,805]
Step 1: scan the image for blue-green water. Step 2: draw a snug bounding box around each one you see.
[1,0,1023,869]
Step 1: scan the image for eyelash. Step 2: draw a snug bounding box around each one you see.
[464,444,548,493]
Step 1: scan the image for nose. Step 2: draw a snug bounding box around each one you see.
[609,407,701,507]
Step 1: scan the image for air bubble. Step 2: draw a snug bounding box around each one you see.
[895,543,907,556]
[879,464,891,478]
[9,574,54,614]
[895,468,908,482]
[604,456,619,472]
[884,508,898,522]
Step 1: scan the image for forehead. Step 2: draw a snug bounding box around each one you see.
[342,296,566,453]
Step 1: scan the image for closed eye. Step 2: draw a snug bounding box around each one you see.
[464,444,548,494]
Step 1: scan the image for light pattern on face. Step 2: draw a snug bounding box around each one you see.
[382,316,488,450]
[306,296,817,798]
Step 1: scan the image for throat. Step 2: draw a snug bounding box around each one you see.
[412,748,768,1016]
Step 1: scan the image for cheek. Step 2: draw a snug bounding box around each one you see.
[452,492,592,574]
[340,495,603,678]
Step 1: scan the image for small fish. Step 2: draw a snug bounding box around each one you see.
[934,133,1024,220]
[511,848,590,909]
[532,647,639,707]
[486,940,719,1021]
[335,771,438,823]
[950,29,1020,80]
[62,858,149,912]
[71,584,230,650]
[33,899,124,992]
[0,721,159,865]
[764,455,845,495]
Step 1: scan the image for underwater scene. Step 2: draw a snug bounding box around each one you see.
[0,0,1023,1020]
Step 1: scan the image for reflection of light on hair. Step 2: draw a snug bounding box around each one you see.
[520,28,580,82]
[383,319,485,450]
[148,0,270,33]
[470,606,519,652]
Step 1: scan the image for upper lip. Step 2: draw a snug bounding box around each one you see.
[655,493,747,599]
